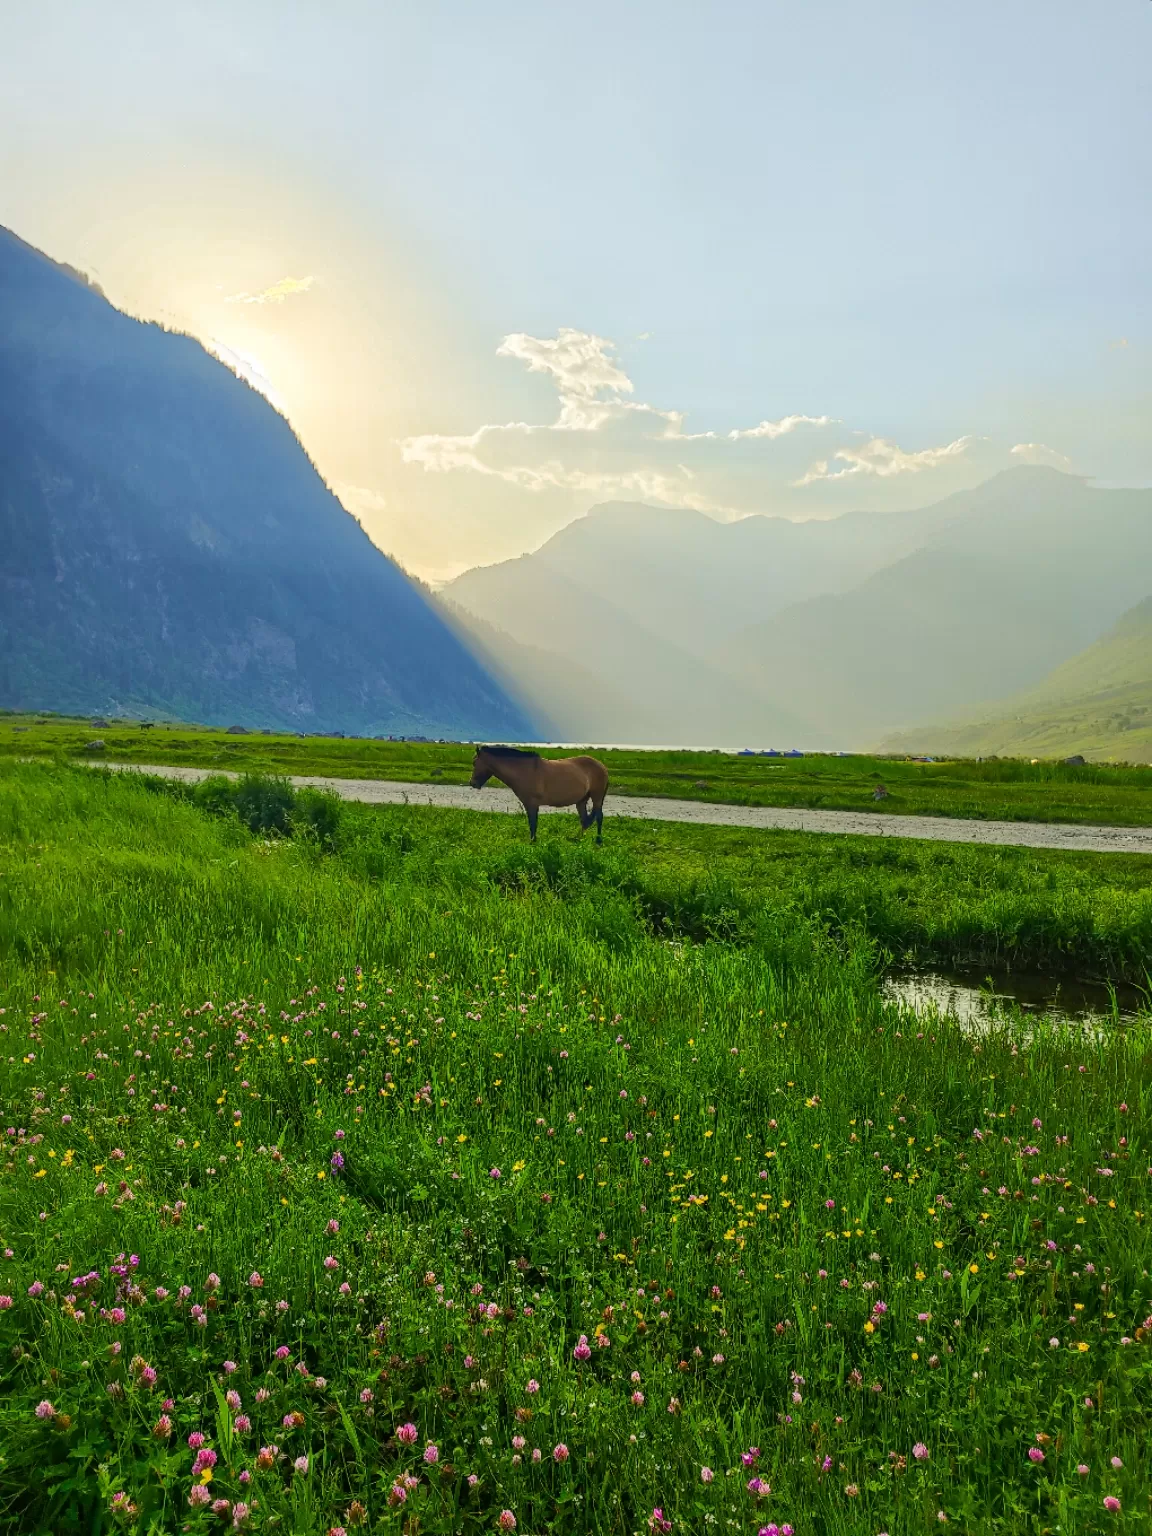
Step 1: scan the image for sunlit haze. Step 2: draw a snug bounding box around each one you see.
[3,1,1149,581]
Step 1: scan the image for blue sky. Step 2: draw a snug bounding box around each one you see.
[2,0,1149,577]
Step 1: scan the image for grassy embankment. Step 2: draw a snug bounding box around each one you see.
[6,713,1152,826]
[1,761,1150,1534]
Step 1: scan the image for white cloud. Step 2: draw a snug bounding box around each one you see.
[397,327,1036,535]
[225,275,316,305]
[497,328,632,426]
[399,328,835,512]
[400,424,719,509]
[729,413,836,441]
[400,426,500,478]
[1010,441,1075,471]
[793,434,978,486]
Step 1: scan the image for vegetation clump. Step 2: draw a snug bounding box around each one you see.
[172,772,344,849]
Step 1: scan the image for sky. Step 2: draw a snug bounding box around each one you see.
[2,0,1149,581]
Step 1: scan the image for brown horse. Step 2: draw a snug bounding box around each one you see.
[469,745,609,843]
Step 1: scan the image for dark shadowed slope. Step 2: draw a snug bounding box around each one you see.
[0,226,535,739]
[880,595,1152,761]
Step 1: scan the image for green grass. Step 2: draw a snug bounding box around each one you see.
[1,761,1150,1535]
[7,712,1152,826]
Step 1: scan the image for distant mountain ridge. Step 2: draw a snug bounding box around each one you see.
[446,468,1152,749]
[0,225,534,739]
[452,491,974,653]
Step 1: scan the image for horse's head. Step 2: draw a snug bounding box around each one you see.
[469,749,492,789]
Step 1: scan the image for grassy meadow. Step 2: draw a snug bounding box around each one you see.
[7,712,1152,827]
[1,760,1151,1534]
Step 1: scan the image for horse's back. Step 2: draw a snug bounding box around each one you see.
[570,754,608,795]
[535,753,608,806]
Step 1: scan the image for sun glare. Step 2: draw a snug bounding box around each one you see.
[206,339,283,411]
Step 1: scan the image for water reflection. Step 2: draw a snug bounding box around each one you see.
[883,967,1147,1033]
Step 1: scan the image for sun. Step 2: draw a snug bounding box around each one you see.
[205,338,284,411]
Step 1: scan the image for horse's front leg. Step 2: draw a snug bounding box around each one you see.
[525,803,539,842]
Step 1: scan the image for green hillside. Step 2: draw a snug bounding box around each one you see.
[881,597,1152,761]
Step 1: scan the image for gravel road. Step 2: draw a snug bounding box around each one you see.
[96,762,1152,855]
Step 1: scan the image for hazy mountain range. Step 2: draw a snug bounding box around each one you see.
[0,226,533,739]
[445,470,1152,755]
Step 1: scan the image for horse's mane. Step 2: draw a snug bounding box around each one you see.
[479,744,541,760]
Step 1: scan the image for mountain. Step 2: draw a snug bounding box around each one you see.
[449,493,978,656]
[715,469,1152,747]
[879,596,1152,761]
[0,225,533,740]
[441,486,992,747]
[446,468,1152,749]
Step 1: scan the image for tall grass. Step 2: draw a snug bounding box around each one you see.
[0,762,1149,1535]
[127,766,1152,982]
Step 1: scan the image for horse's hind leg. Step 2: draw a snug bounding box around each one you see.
[592,795,605,844]
[575,795,592,835]
[526,805,539,842]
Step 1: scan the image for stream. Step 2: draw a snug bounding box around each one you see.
[883,966,1147,1032]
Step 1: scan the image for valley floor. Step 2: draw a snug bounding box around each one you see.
[100,762,1152,856]
[9,715,1152,827]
